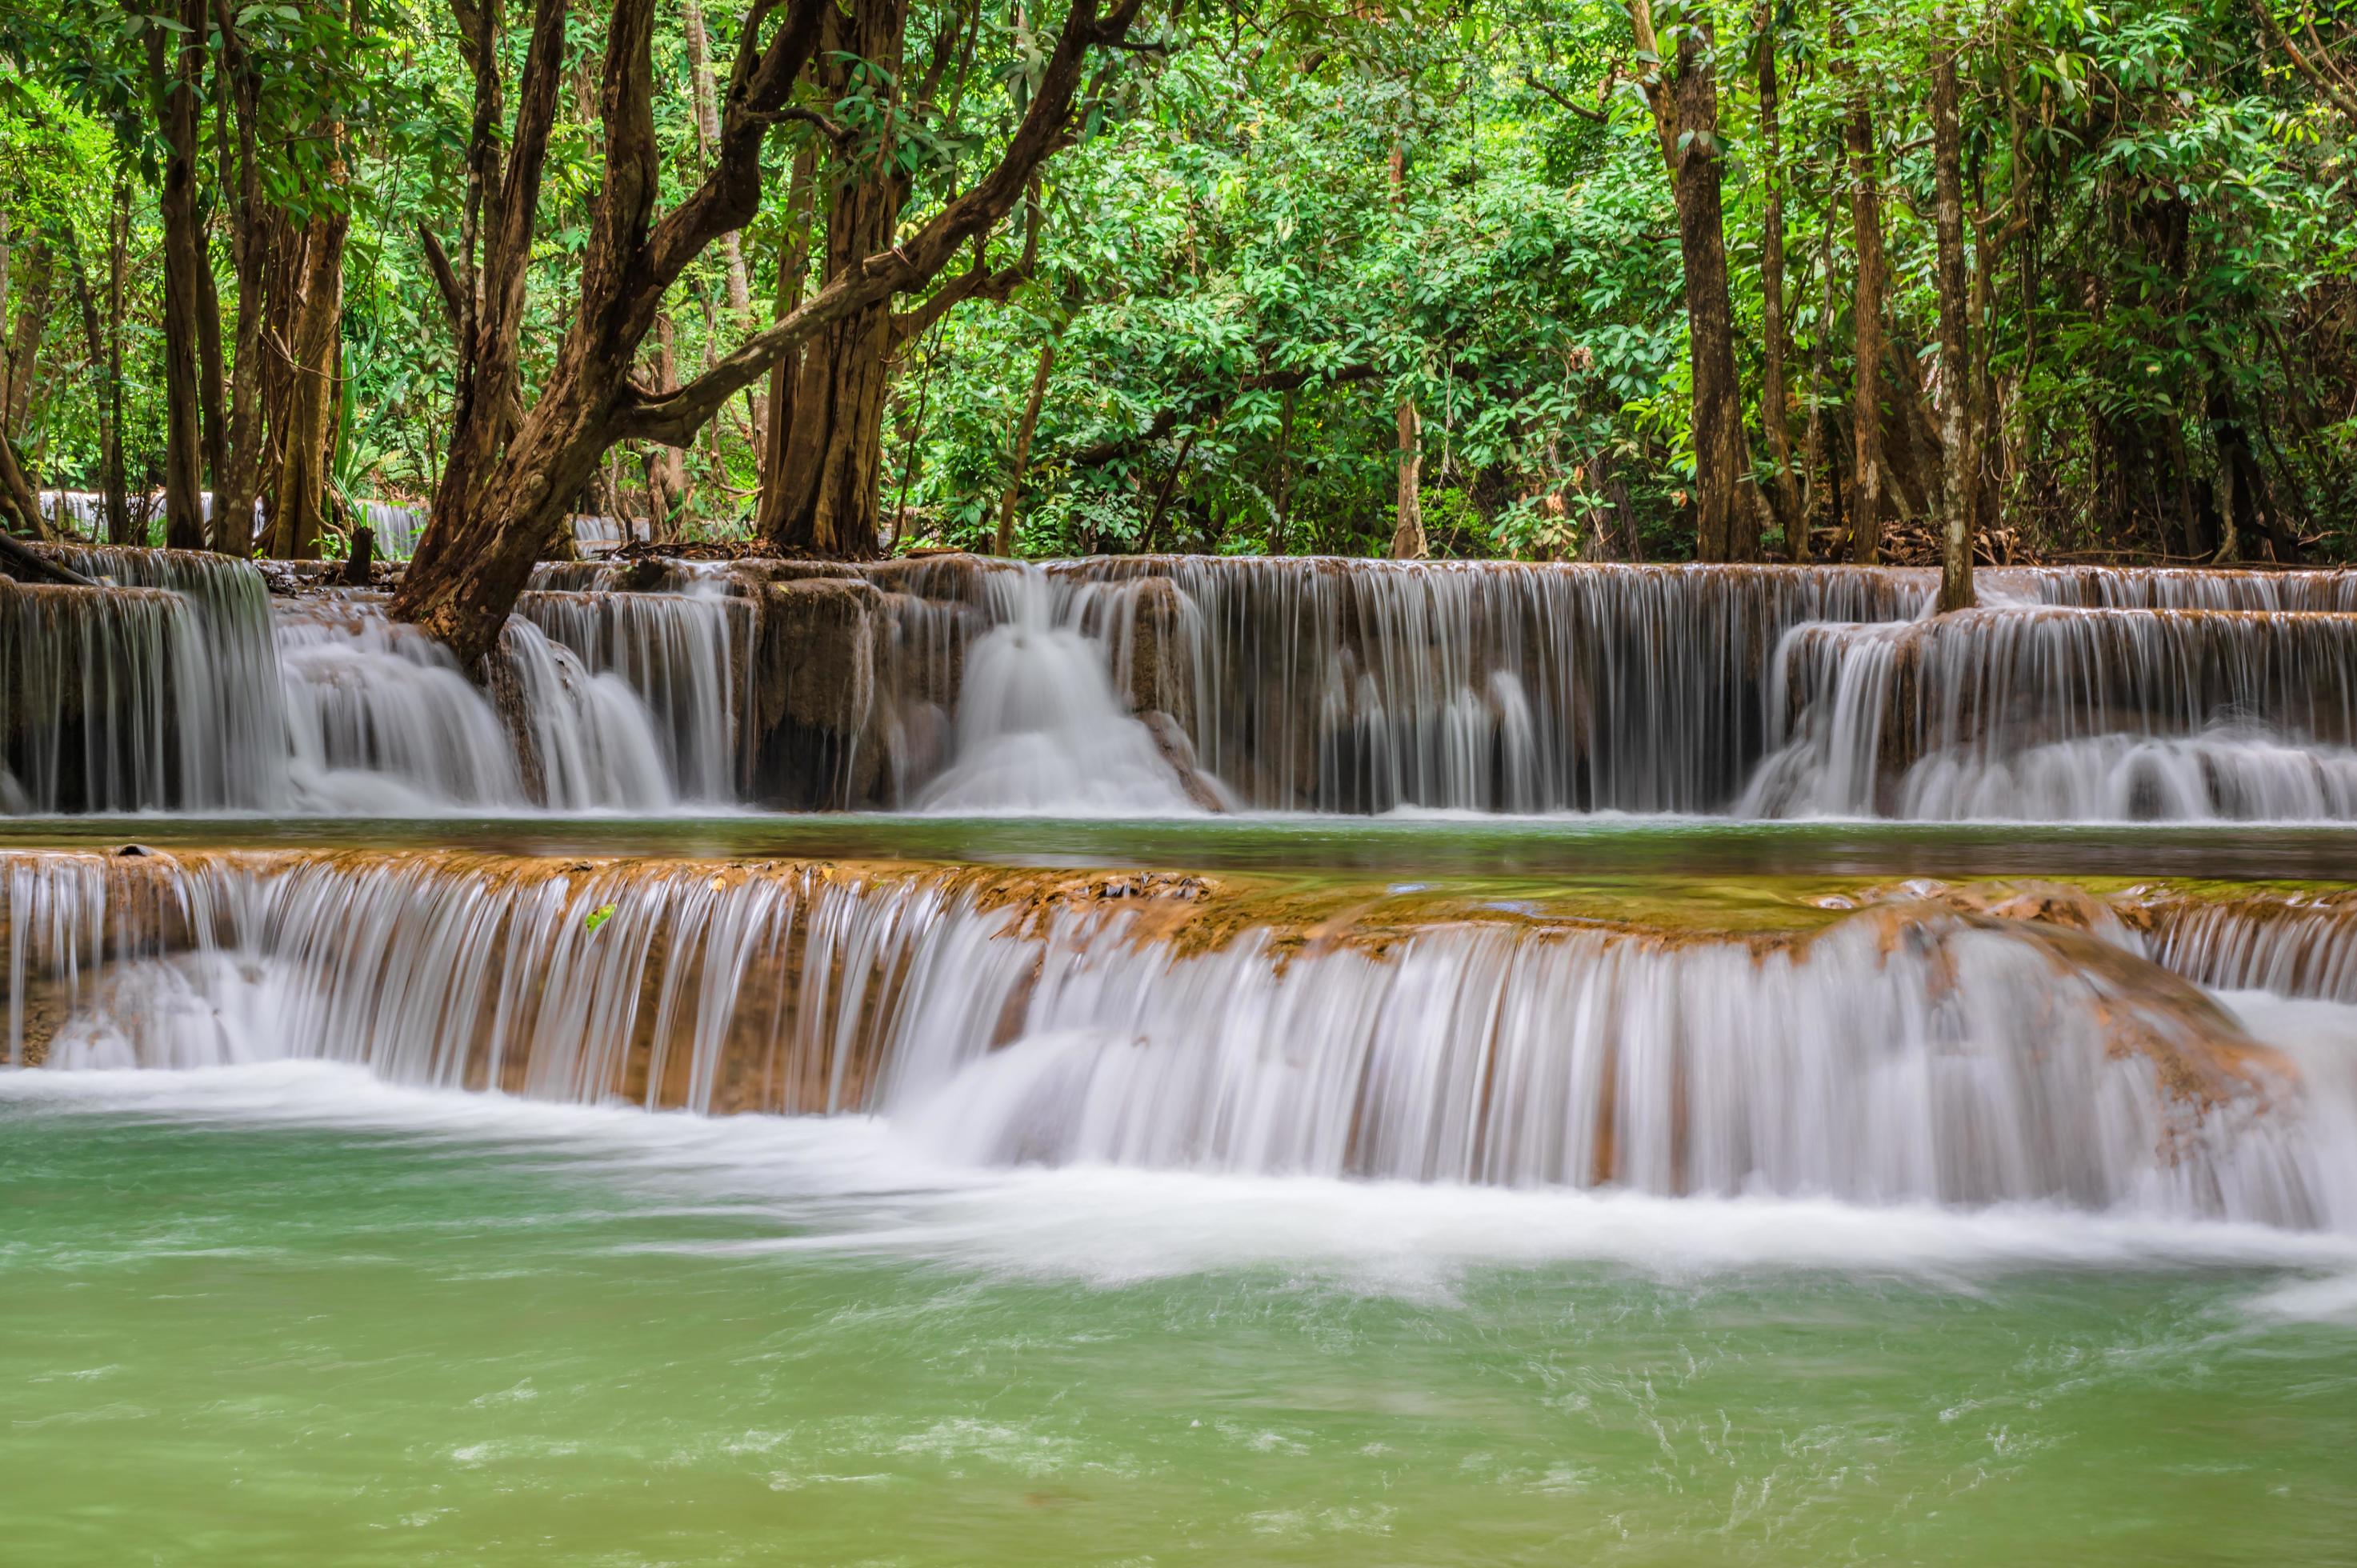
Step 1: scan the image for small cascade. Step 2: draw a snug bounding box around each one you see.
[914,570,1208,814]
[2007,566,2357,612]
[1045,558,1933,812]
[2,546,286,812]
[1,581,191,814]
[6,848,2351,1227]
[517,569,750,802]
[274,598,676,812]
[352,500,425,558]
[1746,606,2357,819]
[2137,892,2357,1005]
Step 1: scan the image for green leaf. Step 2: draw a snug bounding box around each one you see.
[583,904,618,933]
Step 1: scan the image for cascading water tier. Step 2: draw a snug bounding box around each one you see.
[6,847,2351,1230]
[11,547,2357,818]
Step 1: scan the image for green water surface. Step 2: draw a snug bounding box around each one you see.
[4,1070,2353,1567]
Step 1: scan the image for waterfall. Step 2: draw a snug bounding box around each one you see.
[516,574,750,802]
[7,847,2351,1228]
[18,547,2357,820]
[1743,606,2357,819]
[2,547,286,811]
[914,570,1210,814]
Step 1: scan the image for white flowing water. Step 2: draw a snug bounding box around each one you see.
[914,572,1207,814]
[1742,605,2357,819]
[517,569,748,803]
[17,549,2357,820]
[8,849,2352,1229]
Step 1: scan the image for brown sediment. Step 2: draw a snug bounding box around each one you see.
[0,849,2304,1139]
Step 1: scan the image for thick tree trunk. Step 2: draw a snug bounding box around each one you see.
[1756,18,1801,549]
[766,2,914,558]
[1839,12,1887,564]
[263,209,350,558]
[1631,0,1749,562]
[754,148,818,534]
[1931,19,1975,611]
[996,334,1056,555]
[395,0,1145,668]
[150,0,210,551]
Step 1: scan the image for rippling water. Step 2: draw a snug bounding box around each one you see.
[4,1062,2355,1566]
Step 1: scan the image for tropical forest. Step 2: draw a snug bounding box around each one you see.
[4,3,2357,1564]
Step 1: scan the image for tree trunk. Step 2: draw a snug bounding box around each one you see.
[3,241,51,432]
[394,0,1146,667]
[1271,387,1297,555]
[1931,18,1975,610]
[1756,15,1802,549]
[1387,140,1426,560]
[263,207,350,558]
[66,230,127,550]
[1797,183,1841,562]
[766,1,914,558]
[198,238,230,517]
[1629,0,1749,562]
[996,333,1056,555]
[754,147,818,534]
[649,312,689,539]
[0,417,46,539]
[149,0,210,551]
[214,0,268,554]
[1839,9,1886,565]
[103,178,133,545]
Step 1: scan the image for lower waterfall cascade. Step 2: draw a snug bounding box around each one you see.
[6,847,2353,1229]
[12,547,2357,818]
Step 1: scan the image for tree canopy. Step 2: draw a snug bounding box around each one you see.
[3,0,2354,591]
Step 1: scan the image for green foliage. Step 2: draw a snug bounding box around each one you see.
[2,0,2353,562]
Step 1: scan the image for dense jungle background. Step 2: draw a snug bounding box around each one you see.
[3,0,2355,572]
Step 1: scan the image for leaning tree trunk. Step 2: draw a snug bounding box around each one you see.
[395,0,1146,667]
[149,0,210,550]
[2,241,51,432]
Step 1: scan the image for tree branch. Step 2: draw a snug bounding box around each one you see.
[1523,69,1610,123]
[1066,362,1382,468]
[618,0,1146,446]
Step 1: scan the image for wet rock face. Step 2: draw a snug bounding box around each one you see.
[748,577,886,807]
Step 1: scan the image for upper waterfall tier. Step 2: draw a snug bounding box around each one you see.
[6,848,2350,1226]
[11,548,2357,818]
